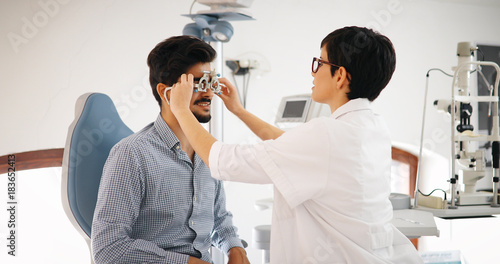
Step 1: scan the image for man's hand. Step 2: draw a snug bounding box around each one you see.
[227,247,250,264]
[217,77,245,115]
[170,73,194,116]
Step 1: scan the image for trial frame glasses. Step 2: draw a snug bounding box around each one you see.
[193,70,222,94]
[312,57,341,73]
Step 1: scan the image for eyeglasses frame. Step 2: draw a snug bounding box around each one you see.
[312,57,342,73]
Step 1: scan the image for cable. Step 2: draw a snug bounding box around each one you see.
[477,65,494,96]
[426,68,454,78]
[229,62,252,109]
[477,66,495,117]
[415,68,454,207]
[418,189,447,200]
[189,0,197,19]
[477,48,485,61]
[243,71,251,108]
[230,72,244,106]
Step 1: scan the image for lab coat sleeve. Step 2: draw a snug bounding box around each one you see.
[210,140,274,184]
[210,118,330,209]
[259,119,330,208]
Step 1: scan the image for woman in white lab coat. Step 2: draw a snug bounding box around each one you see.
[168,26,423,264]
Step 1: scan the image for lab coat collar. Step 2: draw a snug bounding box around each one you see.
[331,98,372,119]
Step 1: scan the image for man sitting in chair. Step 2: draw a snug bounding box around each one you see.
[91,36,248,264]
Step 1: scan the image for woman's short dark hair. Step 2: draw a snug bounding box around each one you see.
[147,35,216,107]
[321,26,396,101]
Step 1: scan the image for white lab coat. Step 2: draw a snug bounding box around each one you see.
[209,98,423,264]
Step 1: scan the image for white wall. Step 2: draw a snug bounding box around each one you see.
[2,0,500,263]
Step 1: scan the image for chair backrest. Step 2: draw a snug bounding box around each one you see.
[391,145,419,249]
[61,93,133,240]
[391,146,418,198]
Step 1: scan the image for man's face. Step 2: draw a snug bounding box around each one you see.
[185,62,214,123]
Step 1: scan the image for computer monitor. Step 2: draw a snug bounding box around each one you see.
[275,94,330,130]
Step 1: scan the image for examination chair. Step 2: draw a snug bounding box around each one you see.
[61,93,133,263]
[61,92,239,263]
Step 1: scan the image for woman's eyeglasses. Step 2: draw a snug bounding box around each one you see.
[312,57,341,73]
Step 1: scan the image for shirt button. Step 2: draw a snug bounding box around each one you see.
[176,145,180,150]
[194,196,197,202]
[191,221,195,226]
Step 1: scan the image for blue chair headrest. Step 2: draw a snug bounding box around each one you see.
[64,93,133,237]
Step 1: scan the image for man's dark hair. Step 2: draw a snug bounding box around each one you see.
[321,26,396,101]
[147,35,216,107]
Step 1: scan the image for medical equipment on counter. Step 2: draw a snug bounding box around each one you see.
[417,42,500,216]
[275,94,330,130]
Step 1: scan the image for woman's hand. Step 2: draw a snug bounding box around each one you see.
[169,73,194,116]
[217,77,245,115]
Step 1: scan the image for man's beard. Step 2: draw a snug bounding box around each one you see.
[193,98,211,123]
[194,112,211,123]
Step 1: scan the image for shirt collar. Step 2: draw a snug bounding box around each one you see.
[153,113,180,150]
[331,98,372,119]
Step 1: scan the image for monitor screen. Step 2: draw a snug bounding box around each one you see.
[282,100,307,118]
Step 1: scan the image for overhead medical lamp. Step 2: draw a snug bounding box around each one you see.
[182,15,234,42]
